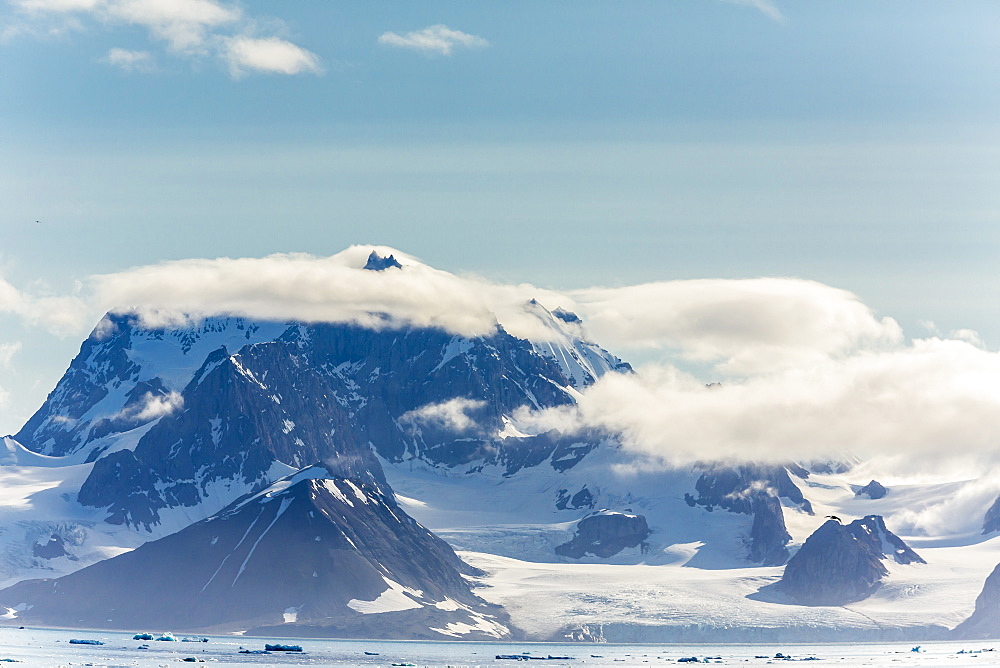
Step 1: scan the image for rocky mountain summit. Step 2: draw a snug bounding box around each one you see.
[780,515,924,605]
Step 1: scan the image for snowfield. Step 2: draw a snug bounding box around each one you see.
[383,449,1000,642]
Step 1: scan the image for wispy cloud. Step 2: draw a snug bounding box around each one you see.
[515,336,1000,470]
[102,46,155,71]
[120,391,184,421]
[569,279,901,374]
[399,398,486,434]
[221,36,322,77]
[8,0,321,77]
[378,24,488,56]
[0,276,88,336]
[0,342,21,368]
[720,0,785,23]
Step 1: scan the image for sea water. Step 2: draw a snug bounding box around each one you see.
[0,627,996,667]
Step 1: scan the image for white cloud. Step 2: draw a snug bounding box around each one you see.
[720,0,785,23]
[9,0,320,77]
[222,36,322,77]
[0,342,21,368]
[125,391,183,421]
[88,246,566,342]
[515,336,1000,469]
[568,279,902,374]
[378,24,488,56]
[399,398,486,433]
[0,276,89,336]
[102,46,154,71]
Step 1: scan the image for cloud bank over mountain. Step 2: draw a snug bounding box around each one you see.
[2,246,998,471]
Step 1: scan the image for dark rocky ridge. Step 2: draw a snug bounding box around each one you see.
[685,464,812,566]
[363,251,403,271]
[555,510,650,559]
[0,467,510,639]
[78,342,386,529]
[780,515,924,606]
[982,496,1000,535]
[952,562,1000,639]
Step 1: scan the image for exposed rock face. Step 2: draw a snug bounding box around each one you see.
[14,316,286,458]
[31,535,69,560]
[982,496,1000,535]
[21,302,629,532]
[363,251,403,271]
[748,495,791,566]
[953,563,1000,639]
[77,342,386,530]
[555,486,595,510]
[685,464,812,565]
[555,510,650,559]
[780,516,924,605]
[856,480,888,500]
[0,467,510,639]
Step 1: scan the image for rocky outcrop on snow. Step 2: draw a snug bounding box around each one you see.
[748,494,792,566]
[780,515,924,605]
[856,480,888,499]
[953,563,1000,639]
[555,510,650,559]
[555,486,595,510]
[982,496,1000,535]
[684,464,812,565]
[0,466,510,639]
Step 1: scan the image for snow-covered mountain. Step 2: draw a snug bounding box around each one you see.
[0,250,997,641]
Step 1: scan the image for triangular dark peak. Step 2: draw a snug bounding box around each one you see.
[856,480,888,499]
[0,468,510,639]
[363,251,403,271]
[779,514,923,606]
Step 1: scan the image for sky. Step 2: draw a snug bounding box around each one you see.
[1,0,999,461]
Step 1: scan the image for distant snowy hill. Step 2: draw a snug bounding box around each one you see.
[0,249,997,641]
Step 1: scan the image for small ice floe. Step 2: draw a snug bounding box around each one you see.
[264,644,302,652]
[68,639,103,645]
[155,632,176,641]
[181,636,209,642]
[133,633,153,640]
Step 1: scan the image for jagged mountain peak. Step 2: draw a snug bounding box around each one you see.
[521,298,632,387]
[363,250,403,271]
[780,514,924,606]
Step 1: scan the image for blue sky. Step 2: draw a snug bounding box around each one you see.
[1,0,1000,434]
